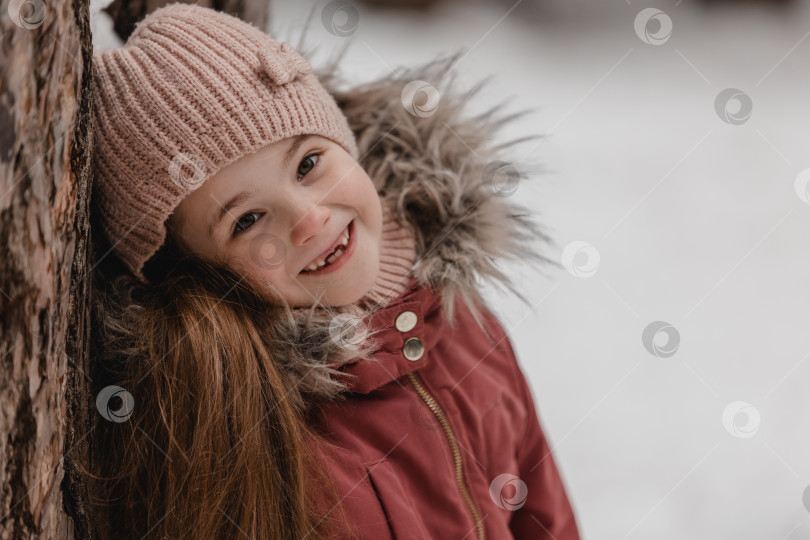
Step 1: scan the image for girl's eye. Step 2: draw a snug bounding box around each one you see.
[231,153,320,237]
[297,153,320,180]
[232,211,262,236]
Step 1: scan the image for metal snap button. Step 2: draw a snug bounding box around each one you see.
[402,337,424,361]
[395,310,418,333]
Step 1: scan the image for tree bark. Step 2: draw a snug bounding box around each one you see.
[0,0,94,537]
[0,0,278,540]
[1,0,273,537]
[102,0,269,44]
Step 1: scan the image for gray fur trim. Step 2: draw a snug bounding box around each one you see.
[316,47,562,332]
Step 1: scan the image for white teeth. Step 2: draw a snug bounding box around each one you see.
[326,247,345,265]
[303,224,351,273]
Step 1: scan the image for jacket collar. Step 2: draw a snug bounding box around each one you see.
[333,277,445,394]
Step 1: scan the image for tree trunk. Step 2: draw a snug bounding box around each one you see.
[102,0,269,44]
[0,0,94,537]
[0,1,273,538]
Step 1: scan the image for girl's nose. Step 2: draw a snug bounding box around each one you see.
[289,204,331,247]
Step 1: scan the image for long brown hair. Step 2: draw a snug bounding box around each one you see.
[84,214,360,539]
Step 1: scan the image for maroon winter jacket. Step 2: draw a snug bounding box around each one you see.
[310,276,581,540]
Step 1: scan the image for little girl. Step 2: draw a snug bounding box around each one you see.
[87,4,581,539]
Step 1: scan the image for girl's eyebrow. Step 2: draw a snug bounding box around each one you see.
[281,134,314,169]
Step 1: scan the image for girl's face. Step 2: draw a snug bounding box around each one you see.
[169,135,383,308]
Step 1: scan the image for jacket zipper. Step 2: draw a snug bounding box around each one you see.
[405,371,485,540]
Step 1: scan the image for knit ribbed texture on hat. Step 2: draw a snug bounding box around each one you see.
[342,205,417,315]
[91,3,359,282]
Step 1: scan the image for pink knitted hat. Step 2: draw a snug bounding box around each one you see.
[92,2,359,282]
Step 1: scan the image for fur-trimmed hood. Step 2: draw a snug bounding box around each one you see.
[92,48,561,412]
[272,49,561,407]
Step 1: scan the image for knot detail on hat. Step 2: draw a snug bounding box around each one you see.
[256,42,312,86]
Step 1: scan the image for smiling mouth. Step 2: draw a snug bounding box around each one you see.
[300,220,353,274]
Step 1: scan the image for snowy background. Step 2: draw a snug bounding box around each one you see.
[91,0,810,538]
